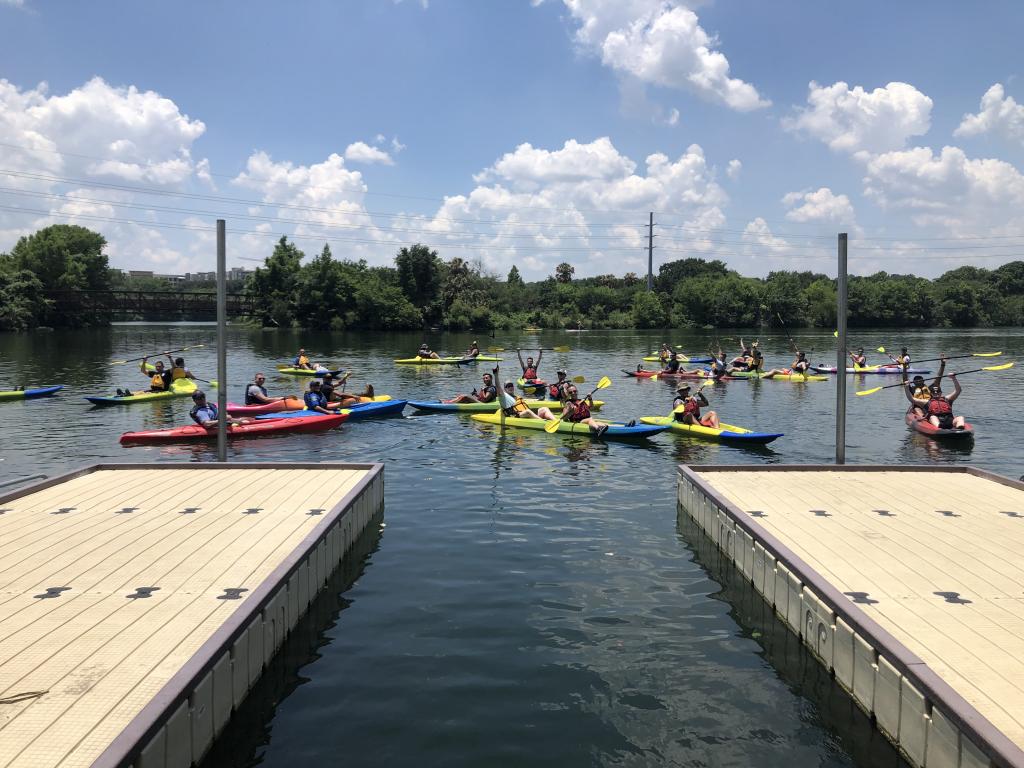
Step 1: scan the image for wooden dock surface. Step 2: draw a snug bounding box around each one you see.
[0,464,376,768]
[683,466,1024,767]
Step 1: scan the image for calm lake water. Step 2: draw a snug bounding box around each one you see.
[2,325,1021,767]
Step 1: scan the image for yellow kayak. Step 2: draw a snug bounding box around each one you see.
[394,356,501,365]
[639,417,783,444]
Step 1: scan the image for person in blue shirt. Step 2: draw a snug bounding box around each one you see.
[303,379,340,414]
[189,390,244,427]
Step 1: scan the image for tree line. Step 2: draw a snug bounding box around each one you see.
[2,224,1023,331]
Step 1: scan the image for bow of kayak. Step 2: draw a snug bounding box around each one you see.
[394,356,499,364]
[623,369,746,381]
[276,367,344,376]
[407,399,604,412]
[86,380,206,406]
[256,400,407,421]
[0,385,64,401]
[120,413,347,443]
[729,371,829,381]
[813,365,932,375]
[471,412,667,440]
[639,416,783,444]
[905,408,974,439]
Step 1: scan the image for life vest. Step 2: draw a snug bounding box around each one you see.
[548,383,560,399]
[245,384,267,405]
[304,391,327,410]
[170,367,188,380]
[683,398,700,418]
[911,385,930,400]
[150,373,167,390]
[504,396,531,417]
[566,400,591,422]
[927,397,952,416]
[297,355,309,367]
[523,366,538,380]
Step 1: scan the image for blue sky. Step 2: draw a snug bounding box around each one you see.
[2,0,1023,279]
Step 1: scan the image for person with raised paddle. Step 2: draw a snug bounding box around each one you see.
[544,377,621,437]
[903,356,946,417]
[909,375,965,430]
[849,347,869,369]
[673,383,720,428]
[129,356,172,396]
[445,372,498,404]
[498,381,556,421]
[857,361,1013,399]
[517,348,544,387]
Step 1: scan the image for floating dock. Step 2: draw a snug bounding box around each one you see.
[678,464,1024,768]
[0,462,383,768]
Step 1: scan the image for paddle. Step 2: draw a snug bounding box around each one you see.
[905,352,1002,364]
[110,345,204,365]
[544,376,611,432]
[833,330,885,353]
[488,346,570,353]
[775,312,799,352]
[855,363,1014,396]
[666,380,713,417]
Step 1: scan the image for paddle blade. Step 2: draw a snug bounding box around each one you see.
[833,330,838,337]
[109,360,128,365]
[572,376,585,383]
[673,404,687,413]
[983,362,1014,371]
[596,376,612,389]
[544,417,562,433]
[551,345,570,352]
[855,386,884,396]
[877,346,886,353]
[488,347,505,352]
[974,351,1002,357]
[649,374,658,381]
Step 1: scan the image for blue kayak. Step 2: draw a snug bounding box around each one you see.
[256,400,407,421]
[0,385,64,401]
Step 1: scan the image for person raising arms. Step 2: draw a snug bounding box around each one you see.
[909,375,965,430]
[517,348,544,386]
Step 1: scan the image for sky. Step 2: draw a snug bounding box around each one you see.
[1,0,1023,280]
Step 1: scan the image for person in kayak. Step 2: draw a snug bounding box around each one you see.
[498,381,556,421]
[446,372,498,404]
[850,347,868,368]
[673,384,720,428]
[749,343,764,372]
[908,375,964,430]
[709,351,730,380]
[245,373,287,405]
[729,340,752,369]
[417,343,440,360]
[890,347,911,368]
[293,348,316,370]
[189,390,244,427]
[319,374,375,407]
[661,353,682,375]
[904,355,946,417]
[561,385,611,436]
[658,343,674,364]
[762,350,811,379]
[548,369,572,401]
[302,379,342,415]
[517,349,543,385]
[465,340,481,358]
[128,357,172,396]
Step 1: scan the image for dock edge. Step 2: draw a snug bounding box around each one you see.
[677,463,1024,768]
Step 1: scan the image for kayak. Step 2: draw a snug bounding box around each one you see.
[227,394,391,416]
[394,356,500,365]
[812,364,931,375]
[276,367,344,377]
[624,369,746,382]
[407,399,604,413]
[120,413,347,444]
[470,412,668,441]
[86,379,208,406]
[524,327,543,332]
[517,377,547,393]
[905,407,974,440]
[0,385,64,401]
[729,370,829,382]
[642,355,713,364]
[255,400,407,421]
[639,416,783,444]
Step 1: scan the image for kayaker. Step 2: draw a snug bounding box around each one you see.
[303,379,340,415]
[321,374,375,406]
[245,373,285,405]
[548,369,571,401]
[710,351,729,380]
[189,390,244,427]
[850,347,868,368]
[890,347,911,368]
[909,376,965,430]
[673,384,720,428]
[762,351,810,379]
[661,353,682,375]
[465,340,481,358]
[417,343,440,360]
[904,355,946,417]
[294,349,315,370]
[499,381,555,421]
[561,385,610,437]
[446,372,498,404]
[659,343,673,364]
[131,357,172,396]
[517,349,543,385]
[749,343,764,372]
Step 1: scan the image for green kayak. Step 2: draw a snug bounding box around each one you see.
[85,379,214,406]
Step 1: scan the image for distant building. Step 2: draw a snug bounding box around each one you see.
[128,270,154,279]
[228,267,254,281]
[185,271,216,282]
[155,273,184,283]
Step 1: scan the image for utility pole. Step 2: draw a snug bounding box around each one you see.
[835,232,847,465]
[216,219,227,462]
[646,211,654,291]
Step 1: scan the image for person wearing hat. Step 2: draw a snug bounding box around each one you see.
[548,369,572,401]
[849,347,868,369]
[465,340,481,358]
[904,354,946,417]
[189,390,245,427]
[417,342,440,360]
[673,384,719,428]
[303,379,341,415]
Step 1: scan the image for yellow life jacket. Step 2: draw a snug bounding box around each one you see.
[150,373,166,390]
[298,355,310,367]
[170,367,188,380]
[913,385,931,400]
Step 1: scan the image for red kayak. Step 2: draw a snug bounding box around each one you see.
[227,397,305,415]
[623,368,744,381]
[904,407,974,440]
[120,413,347,444]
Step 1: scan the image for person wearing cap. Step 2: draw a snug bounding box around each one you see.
[189,390,244,427]
[904,354,946,417]
[417,343,440,360]
[673,384,719,428]
[465,340,481,358]
[303,379,340,415]
[498,381,555,420]
[908,374,964,430]
[849,347,868,369]
[548,369,572,401]
[445,372,498,404]
[762,350,811,379]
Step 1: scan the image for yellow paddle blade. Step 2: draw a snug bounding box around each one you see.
[596,376,612,389]
[983,362,1014,371]
[877,346,886,353]
[544,417,563,433]
[672,404,687,414]
[833,330,838,337]
[974,351,1002,357]
[649,374,658,381]
[488,347,505,352]
[572,376,585,383]
[551,345,570,352]
[855,386,884,396]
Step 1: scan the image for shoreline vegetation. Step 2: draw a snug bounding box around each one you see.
[2,225,1023,332]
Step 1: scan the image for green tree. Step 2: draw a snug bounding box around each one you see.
[0,269,47,330]
[554,262,574,283]
[395,244,441,319]
[507,265,524,287]
[246,236,303,327]
[632,290,667,328]
[657,257,728,292]
[6,224,109,291]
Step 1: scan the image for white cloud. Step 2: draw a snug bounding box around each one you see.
[782,187,856,226]
[1,0,25,7]
[559,1,769,111]
[954,83,1024,144]
[784,81,932,158]
[390,136,406,154]
[476,137,637,186]
[666,108,680,126]
[726,158,741,180]
[343,141,394,165]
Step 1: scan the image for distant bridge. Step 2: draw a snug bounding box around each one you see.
[42,290,255,320]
